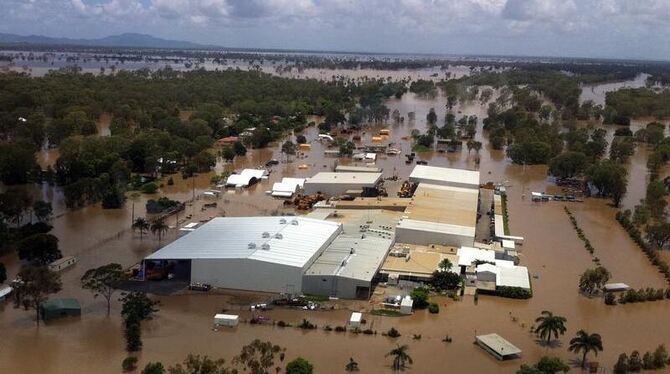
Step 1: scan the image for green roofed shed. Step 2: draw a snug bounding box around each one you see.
[41,298,81,321]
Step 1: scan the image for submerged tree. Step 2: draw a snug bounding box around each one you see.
[169,354,230,374]
[13,266,62,325]
[568,330,603,369]
[345,358,359,372]
[81,263,125,316]
[285,357,313,374]
[150,218,169,242]
[132,217,150,240]
[534,311,567,345]
[386,345,413,371]
[232,339,284,374]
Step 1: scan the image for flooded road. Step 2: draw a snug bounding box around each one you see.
[2,80,670,373]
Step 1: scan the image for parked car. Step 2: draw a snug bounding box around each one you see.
[265,159,279,167]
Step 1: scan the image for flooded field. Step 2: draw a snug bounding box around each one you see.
[1,77,670,373]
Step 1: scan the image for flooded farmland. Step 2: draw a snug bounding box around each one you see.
[1,71,670,374]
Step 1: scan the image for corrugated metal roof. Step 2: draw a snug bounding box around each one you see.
[497,266,530,289]
[476,334,522,356]
[409,165,480,187]
[305,172,382,185]
[225,169,267,187]
[335,165,382,173]
[397,219,476,237]
[457,246,496,267]
[146,217,342,268]
[304,233,393,282]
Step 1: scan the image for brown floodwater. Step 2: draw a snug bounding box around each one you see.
[2,83,670,374]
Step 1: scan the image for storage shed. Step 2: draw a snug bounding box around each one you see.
[476,333,522,360]
[41,298,81,321]
[214,314,239,327]
[349,312,362,328]
[400,296,413,315]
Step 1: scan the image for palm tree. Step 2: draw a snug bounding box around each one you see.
[345,357,359,372]
[569,330,603,369]
[386,345,413,371]
[132,217,150,240]
[535,311,567,345]
[438,258,452,271]
[150,218,169,243]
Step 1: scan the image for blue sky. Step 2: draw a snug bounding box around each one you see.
[2,0,670,60]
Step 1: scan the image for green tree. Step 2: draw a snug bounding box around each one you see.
[426,108,437,125]
[646,222,670,249]
[609,136,636,163]
[13,266,62,325]
[578,267,611,296]
[652,344,668,369]
[345,358,359,372]
[281,141,297,162]
[81,263,125,316]
[431,269,462,291]
[628,351,642,371]
[410,287,430,309]
[285,357,313,374]
[233,141,247,156]
[32,201,53,222]
[535,356,570,373]
[141,362,166,374]
[133,217,150,240]
[568,330,603,369]
[17,233,62,266]
[232,339,283,374]
[121,292,159,322]
[151,218,169,242]
[250,127,272,148]
[0,142,38,184]
[586,160,628,207]
[222,146,236,161]
[169,354,230,374]
[645,180,667,219]
[386,345,413,371]
[613,353,629,374]
[534,311,567,345]
[548,151,588,179]
[125,319,142,352]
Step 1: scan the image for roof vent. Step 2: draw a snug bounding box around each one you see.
[262,232,270,238]
[291,219,299,225]
[275,233,283,239]
[261,243,271,251]
[248,243,257,249]
[341,259,348,267]
[279,218,287,224]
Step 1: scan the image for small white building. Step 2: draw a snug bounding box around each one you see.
[214,313,239,327]
[349,312,362,329]
[48,256,78,272]
[303,172,382,196]
[400,296,414,315]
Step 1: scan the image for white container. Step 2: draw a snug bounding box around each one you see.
[349,312,362,329]
[400,296,413,315]
[214,314,239,327]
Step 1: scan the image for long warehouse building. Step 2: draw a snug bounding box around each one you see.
[303,172,382,196]
[145,217,342,294]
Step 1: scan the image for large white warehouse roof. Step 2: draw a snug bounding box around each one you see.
[146,217,342,268]
[409,165,480,188]
[306,172,382,185]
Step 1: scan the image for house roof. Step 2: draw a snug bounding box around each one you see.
[476,333,522,357]
[146,217,342,268]
[457,246,496,267]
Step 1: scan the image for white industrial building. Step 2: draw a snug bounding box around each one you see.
[271,177,306,198]
[395,183,479,247]
[409,165,480,189]
[145,217,342,294]
[226,169,268,188]
[303,172,382,196]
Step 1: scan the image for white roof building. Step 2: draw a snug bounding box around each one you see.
[409,165,480,189]
[457,246,496,267]
[225,169,268,188]
[271,177,306,197]
[146,217,342,293]
[303,172,382,196]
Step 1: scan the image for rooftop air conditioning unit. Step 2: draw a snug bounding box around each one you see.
[262,232,270,238]
[291,219,299,225]
[248,243,257,249]
[261,243,271,251]
[279,218,287,224]
[275,233,283,239]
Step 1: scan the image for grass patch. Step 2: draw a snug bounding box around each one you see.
[370,309,406,317]
[412,144,432,152]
